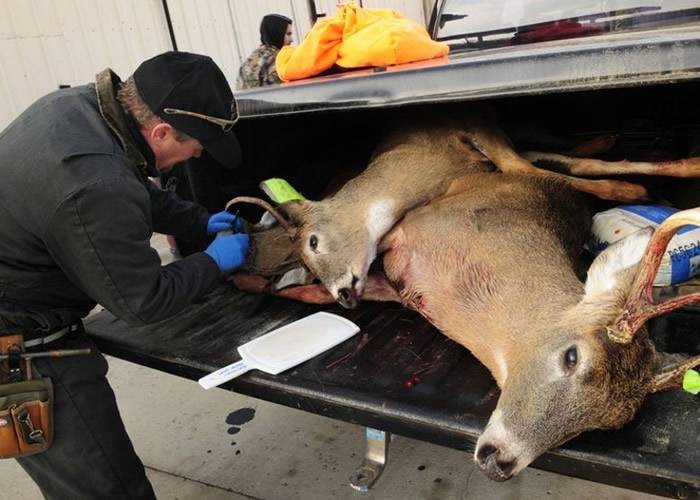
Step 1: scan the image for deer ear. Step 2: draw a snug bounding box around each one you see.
[584,227,653,298]
[278,200,312,225]
[650,352,700,393]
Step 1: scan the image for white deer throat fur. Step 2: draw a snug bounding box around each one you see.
[366,200,396,244]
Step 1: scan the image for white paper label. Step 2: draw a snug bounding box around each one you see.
[198,360,251,390]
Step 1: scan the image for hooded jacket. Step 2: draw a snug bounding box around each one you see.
[0,69,221,333]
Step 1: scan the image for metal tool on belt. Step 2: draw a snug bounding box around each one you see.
[1,333,91,384]
[0,349,91,361]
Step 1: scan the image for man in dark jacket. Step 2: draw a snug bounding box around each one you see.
[0,51,249,498]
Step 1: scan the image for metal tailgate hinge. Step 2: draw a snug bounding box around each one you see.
[349,427,391,492]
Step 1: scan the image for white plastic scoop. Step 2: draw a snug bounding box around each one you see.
[198,312,360,390]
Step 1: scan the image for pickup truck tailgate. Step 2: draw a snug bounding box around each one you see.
[85,284,700,499]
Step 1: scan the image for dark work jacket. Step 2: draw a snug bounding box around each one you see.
[0,69,221,333]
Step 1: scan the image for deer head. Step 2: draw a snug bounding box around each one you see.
[223,194,382,306]
[280,198,381,309]
[474,209,700,481]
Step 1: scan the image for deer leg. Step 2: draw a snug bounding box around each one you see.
[229,273,274,294]
[523,151,700,178]
[277,274,401,303]
[230,272,337,304]
[462,124,649,202]
[230,272,400,304]
[275,274,401,303]
[275,284,337,304]
[566,135,617,157]
[509,124,616,157]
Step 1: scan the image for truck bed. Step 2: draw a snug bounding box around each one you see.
[85,284,700,499]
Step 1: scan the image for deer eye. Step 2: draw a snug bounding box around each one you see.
[309,235,318,251]
[564,347,578,370]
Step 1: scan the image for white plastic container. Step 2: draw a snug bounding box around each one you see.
[589,205,700,286]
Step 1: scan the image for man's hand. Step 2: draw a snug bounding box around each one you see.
[205,233,250,273]
[207,211,244,234]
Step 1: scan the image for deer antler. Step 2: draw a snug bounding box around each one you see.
[608,207,700,343]
[224,196,291,231]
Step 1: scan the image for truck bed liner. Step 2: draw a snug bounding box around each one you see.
[85,284,700,499]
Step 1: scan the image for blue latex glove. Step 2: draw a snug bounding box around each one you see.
[205,233,250,273]
[207,211,236,234]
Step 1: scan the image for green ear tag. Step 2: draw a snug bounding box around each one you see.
[260,178,306,204]
[682,369,700,395]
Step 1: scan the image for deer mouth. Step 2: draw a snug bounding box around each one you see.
[475,443,518,481]
[336,274,363,309]
[337,285,359,309]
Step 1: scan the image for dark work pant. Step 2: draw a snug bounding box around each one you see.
[15,333,156,500]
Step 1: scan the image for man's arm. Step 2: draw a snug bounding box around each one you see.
[147,180,210,245]
[44,174,221,326]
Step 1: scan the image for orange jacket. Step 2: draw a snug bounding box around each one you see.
[276,3,449,82]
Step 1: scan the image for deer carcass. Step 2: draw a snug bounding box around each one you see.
[383,173,700,481]
[235,109,700,310]
[274,118,493,309]
[233,171,700,481]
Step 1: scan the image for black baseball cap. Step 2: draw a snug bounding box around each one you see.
[133,51,241,169]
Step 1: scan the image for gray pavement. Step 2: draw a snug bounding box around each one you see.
[0,236,665,499]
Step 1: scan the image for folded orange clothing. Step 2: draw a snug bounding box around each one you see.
[276,3,449,82]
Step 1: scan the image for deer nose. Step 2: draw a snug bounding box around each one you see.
[475,443,516,482]
[337,287,358,309]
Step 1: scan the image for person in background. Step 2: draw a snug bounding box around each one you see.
[236,14,293,89]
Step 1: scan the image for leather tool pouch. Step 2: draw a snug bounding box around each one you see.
[0,335,54,458]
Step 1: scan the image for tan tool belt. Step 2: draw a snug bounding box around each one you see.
[0,334,54,458]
